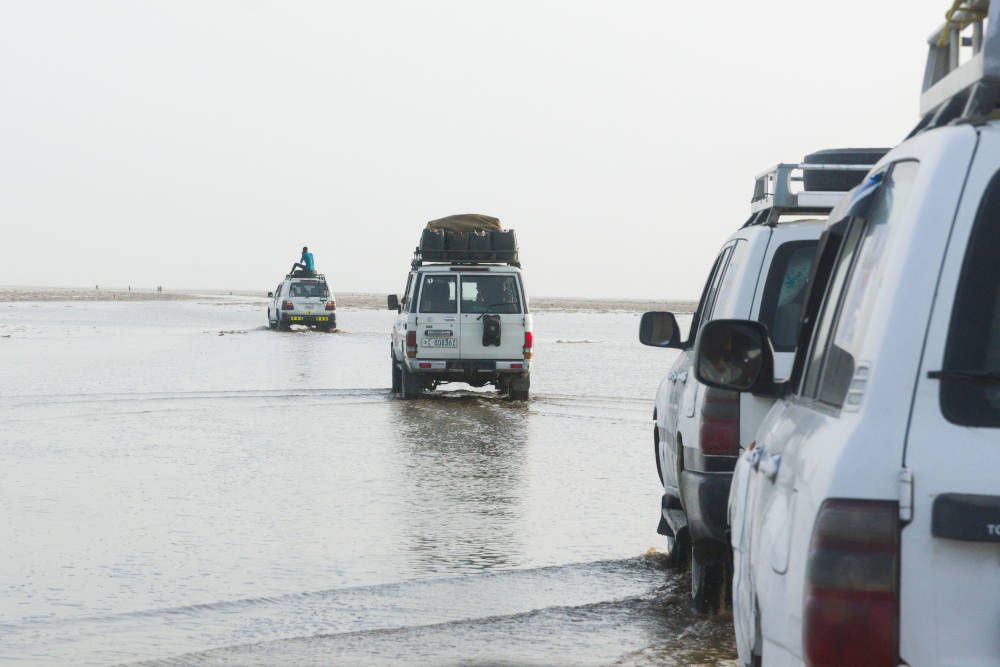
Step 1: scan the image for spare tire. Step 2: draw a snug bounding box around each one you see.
[802,148,889,192]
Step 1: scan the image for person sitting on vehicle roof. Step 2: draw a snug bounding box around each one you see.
[292,246,316,274]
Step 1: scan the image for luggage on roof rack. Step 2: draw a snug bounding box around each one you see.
[744,147,888,227]
[414,214,519,266]
[911,0,1000,136]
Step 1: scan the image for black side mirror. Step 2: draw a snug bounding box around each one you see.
[387,294,399,311]
[694,320,783,397]
[267,292,274,298]
[639,311,682,348]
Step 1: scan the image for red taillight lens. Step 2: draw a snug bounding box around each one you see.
[325,301,336,311]
[418,362,432,369]
[804,499,899,667]
[405,330,417,358]
[699,388,739,455]
[282,300,294,310]
[523,331,533,359]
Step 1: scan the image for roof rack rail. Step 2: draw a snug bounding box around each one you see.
[285,270,327,280]
[743,161,876,227]
[411,248,521,269]
[911,0,1000,137]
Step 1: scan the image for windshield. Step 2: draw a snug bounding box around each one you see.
[460,275,522,314]
[289,281,329,298]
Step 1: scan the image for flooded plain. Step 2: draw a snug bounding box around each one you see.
[0,298,735,665]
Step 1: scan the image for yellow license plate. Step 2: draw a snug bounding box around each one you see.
[290,316,304,321]
[315,316,328,321]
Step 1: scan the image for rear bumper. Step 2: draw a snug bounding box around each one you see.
[283,313,336,326]
[679,469,733,545]
[406,359,529,373]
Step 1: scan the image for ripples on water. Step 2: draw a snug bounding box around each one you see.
[0,300,733,665]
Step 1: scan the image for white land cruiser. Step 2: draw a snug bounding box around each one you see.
[267,271,336,331]
[638,149,884,613]
[697,6,1000,665]
[387,216,532,400]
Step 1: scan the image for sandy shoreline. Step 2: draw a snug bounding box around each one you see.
[0,287,696,313]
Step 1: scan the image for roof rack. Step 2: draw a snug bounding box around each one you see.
[911,0,1000,136]
[411,248,521,269]
[744,161,875,227]
[285,270,327,280]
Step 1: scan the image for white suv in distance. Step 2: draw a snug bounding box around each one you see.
[696,7,1000,664]
[388,215,532,400]
[268,271,336,331]
[639,148,884,613]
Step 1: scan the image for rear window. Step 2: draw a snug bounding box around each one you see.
[941,169,1000,427]
[289,281,329,298]
[459,275,522,314]
[758,241,817,352]
[418,275,457,313]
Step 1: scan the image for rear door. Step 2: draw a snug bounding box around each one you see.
[457,272,526,360]
[415,273,459,359]
[900,133,1000,665]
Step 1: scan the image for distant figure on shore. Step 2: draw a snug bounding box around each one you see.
[292,246,316,274]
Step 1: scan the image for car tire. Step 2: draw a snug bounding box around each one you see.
[399,363,422,400]
[691,541,725,615]
[662,529,689,570]
[391,356,402,394]
[268,312,277,330]
[508,372,530,401]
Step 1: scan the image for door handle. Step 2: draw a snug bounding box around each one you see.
[676,371,688,384]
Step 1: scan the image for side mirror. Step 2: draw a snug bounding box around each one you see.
[387,294,399,311]
[639,311,682,348]
[694,320,782,397]
[267,292,274,298]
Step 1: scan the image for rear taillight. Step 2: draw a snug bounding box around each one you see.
[523,331,533,359]
[405,330,417,358]
[325,300,336,311]
[804,499,899,667]
[282,300,294,310]
[699,387,739,455]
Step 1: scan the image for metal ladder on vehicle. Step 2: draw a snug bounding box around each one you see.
[912,0,1000,135]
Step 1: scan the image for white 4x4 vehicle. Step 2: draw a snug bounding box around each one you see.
[388,216,532,400]
[639,150,883,613]
[267,271,336,331]
[698,7,1000,665]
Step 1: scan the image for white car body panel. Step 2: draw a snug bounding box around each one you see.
[732,125,996,666]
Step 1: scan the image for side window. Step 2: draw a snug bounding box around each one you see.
[418,275,457,313]
[940,168,1000,427]
[758,241,819,352]
[690,245,735,341]
[802,161,920,406]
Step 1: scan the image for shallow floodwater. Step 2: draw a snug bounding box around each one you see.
[0,299,734,665]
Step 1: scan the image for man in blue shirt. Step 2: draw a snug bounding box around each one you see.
[293,246,316,274]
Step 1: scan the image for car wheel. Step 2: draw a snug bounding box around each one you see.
[508,372,530,401]
[662,529,689,570]
[268,313,277,330]
[691,541,726,614]
[399,363,422,400]
[391,356,402,394]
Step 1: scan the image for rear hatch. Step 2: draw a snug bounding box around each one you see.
[457,271,527,360]
[288,280,330,316]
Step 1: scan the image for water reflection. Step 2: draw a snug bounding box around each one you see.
[393,393,528,574]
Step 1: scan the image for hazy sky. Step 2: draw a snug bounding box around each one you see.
[1,1,944,299]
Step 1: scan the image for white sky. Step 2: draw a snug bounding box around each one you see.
[1,1,945,299]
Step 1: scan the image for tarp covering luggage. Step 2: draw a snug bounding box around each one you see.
[426,214,502,233]
[416,214,519,266]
